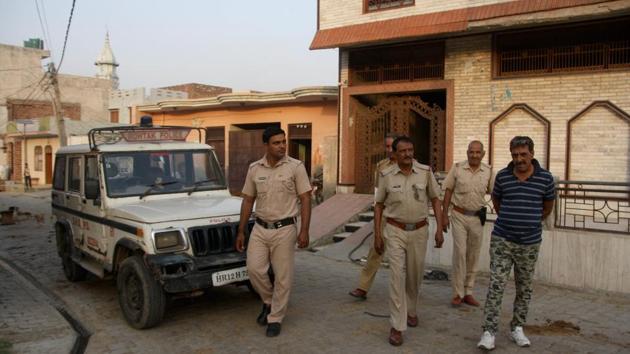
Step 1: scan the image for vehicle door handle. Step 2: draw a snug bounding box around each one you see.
[65,195,70,199]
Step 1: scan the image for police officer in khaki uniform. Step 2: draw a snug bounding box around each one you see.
[236,127,312,337]
[349,133,397,300]
[442,140,493,307]
[374,136,443,346]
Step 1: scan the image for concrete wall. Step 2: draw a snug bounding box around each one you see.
[318,0,511,30]
[425,219,630,294]
[142,101,338,195]
[109,88,187,124]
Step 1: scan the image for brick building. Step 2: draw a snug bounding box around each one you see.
[0,43,111,185]
[310,0,630,193]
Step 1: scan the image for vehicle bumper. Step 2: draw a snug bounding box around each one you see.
[145,252,247,293]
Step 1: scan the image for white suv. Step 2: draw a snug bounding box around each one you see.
[51,120,253,329]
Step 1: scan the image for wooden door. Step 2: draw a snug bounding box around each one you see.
[228,129,265,195]
[45,145,53,184]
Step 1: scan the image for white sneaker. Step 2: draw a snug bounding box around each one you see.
[477,331,495,350]
[510,326,531,347]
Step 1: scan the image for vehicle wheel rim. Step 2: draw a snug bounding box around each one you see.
[125,272,143,320]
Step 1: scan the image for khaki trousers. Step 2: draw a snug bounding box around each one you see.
[384,223,429,332]
[357,239,385,292]
[246,223,297,323]
[357,216,387,291]
[451,210,483,297]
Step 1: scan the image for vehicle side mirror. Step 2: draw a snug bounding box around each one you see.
[85,179,100,200]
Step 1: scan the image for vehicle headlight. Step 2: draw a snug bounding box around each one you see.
[152,228,187,252]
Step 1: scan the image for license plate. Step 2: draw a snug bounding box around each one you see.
[212,266,248,286]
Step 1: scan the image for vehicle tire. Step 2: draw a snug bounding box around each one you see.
[56,226,87,282]
[117,256,165,329]
[61,254,88,282]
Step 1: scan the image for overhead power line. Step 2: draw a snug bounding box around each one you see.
[34,0,51,56]
[58,0,77,71]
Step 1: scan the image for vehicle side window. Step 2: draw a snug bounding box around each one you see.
[85,156,99,184]
[53,156,66,191]
[69,157,81,192]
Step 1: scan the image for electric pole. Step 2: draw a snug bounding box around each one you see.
[47,63,67,147]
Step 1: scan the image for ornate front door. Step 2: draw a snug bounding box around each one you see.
[354,95,445,194]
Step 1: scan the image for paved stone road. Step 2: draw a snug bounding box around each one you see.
[1,191,630,353]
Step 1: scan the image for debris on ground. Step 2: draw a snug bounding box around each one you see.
[424,269,449,281]
[525,319,581,335]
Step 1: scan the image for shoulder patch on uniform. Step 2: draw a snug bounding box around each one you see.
[248,160,261,169]
[380,164,396,176]
[286,156,304,166]
[413,161,430,171]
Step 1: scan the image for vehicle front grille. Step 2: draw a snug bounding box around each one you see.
[188,221,254,257]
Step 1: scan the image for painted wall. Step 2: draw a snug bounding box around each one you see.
[425,218,630,294]
[139,101,338,195]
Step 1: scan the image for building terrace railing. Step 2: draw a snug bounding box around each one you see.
[554,180,630,235]
[435,176,629,234]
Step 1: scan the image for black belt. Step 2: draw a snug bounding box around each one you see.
[255,217,296,229]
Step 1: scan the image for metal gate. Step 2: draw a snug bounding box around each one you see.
[354,96,445,194]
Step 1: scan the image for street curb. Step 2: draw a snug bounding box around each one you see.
[0,255,91,354]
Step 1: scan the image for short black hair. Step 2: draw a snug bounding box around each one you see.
[392,136,413,152]
[509,136,534,152]
[262,127,285,144]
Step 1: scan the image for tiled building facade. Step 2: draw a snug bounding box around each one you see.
[311,0,630,191]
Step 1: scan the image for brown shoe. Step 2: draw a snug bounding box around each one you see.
[349,288,367,300]
[388,328,403,346]
[451,295,463,307]
[407,315,418,327]
[463,294,480,307]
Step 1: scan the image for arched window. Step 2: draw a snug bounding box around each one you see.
[34,146,43,171]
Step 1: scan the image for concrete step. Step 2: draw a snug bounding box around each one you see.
[332,232,353,243]
[345,221,369,233]
[358,212,374,222]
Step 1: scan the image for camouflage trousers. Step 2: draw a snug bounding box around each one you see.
[482,235,541,334]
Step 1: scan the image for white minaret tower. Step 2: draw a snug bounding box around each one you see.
[95,31,119,89]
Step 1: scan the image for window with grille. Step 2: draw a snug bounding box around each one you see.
[349,41,444,85]
[365,0,414,12]
[494,18,630,78]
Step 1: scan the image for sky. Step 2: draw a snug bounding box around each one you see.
[0,0,338,92]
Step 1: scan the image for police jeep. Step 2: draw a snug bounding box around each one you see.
[51,118,254,329]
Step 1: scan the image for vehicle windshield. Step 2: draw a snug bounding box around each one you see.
[103,149,225,197]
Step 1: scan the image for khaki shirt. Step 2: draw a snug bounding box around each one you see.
[442,160,493,211]
[242,154,312,221]
[375,160,441,223]
[374,157,396,190]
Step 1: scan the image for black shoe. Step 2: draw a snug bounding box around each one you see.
[266,322,281,337]
[256,304,271,326]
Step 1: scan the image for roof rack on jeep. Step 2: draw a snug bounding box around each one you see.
[88,116,205,151]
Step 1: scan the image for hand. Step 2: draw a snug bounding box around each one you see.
[442,212,450,232]
[434,229,444,248]
[374,234,385,255]
[297,230,309,249]
[235,232,246,252]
